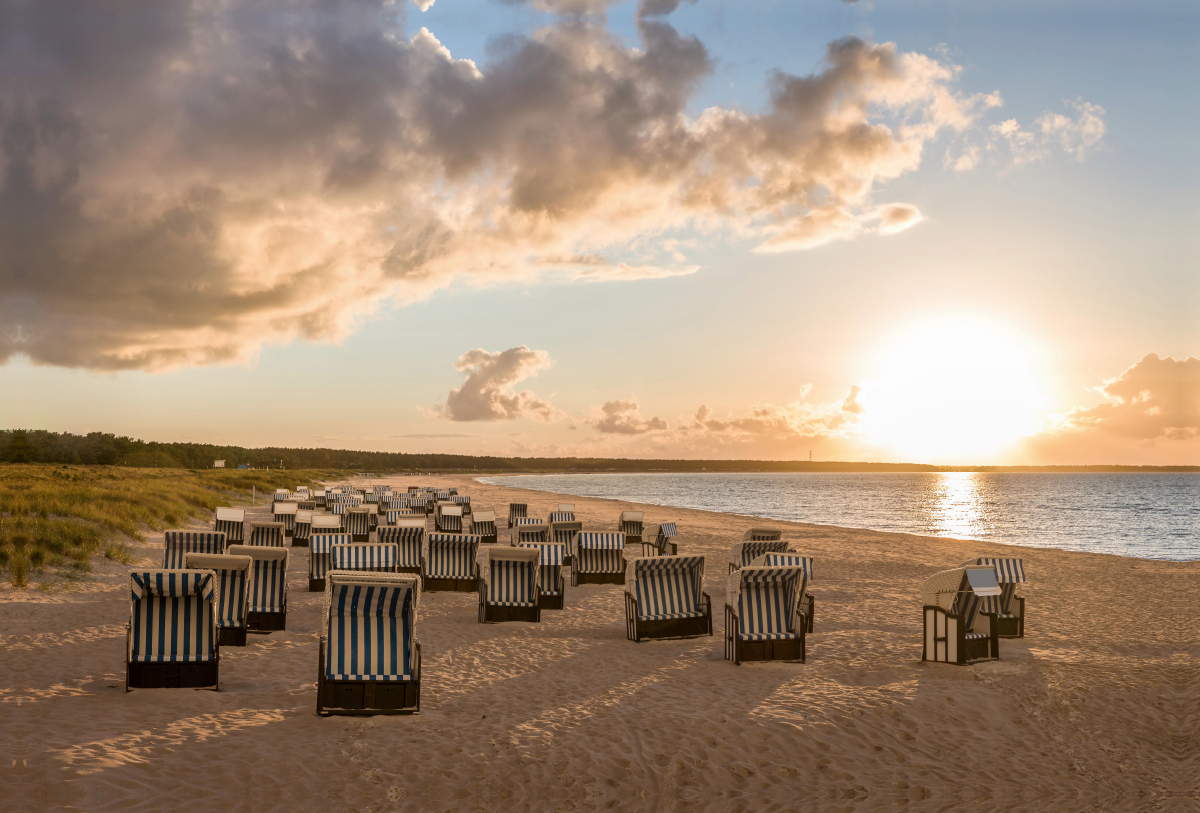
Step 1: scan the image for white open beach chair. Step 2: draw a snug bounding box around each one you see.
[163,530,226,568]
[214,507,245,545]
[625,555,711,642]
[518,540,566,609]
[550,521,583,565]
[184,552,252,647]
[345,507,371,542]
[247,521,286,548]
[273,501,299,538]
[725,564,808,665]
[126,569,218,690]
[728,537,789,574]
[227,545,288,632]
[471,509,498,544]
[750,552,815,633]
[508,503,528,528]
[293,510,316,547]
[922,566,1002,664]
[309,532,352,591]
[618,511,644,546]
[477,546,541,623]
[317,572,421,716]
[436,504,464,533]
[332,542,398,574]
[512,518,548,546]
[379,520,425,575]
[959,557,1027,638]
[573,532,626,585]
[423,532,481,592]
[643,523,678,557]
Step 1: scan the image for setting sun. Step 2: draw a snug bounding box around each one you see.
[860,319,1049,463]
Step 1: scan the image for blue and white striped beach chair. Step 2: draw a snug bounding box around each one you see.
[549,521,583,564]
[126,569,218,690]
[960,557,1027,638]
[333,542,398,573]
[471,510,498,544]
[547,510,574,524]
[625,555,711,642]
[214,507,245,545]
[317,572,421,715]
[477,546,541,623]
[313,490,327,508]
[743,528,782,542]
[750,552,815,633]
[163,530,226,568]
[311,513,342,535]
[379,520,425,574]
[345,507,371,542]
[309,533,352,591]
[922,566,1002,664]
[573,532,626,586]
[507,503,527,528]
[518,540,566,609]
[184,553,252,647]
[247,521,286,548]
[618,511,644,545]
[643,522,679,557]
[728,537,789,574]
[386,508,418,524]
[293,510,316,547]
[273,502,299,538]
[436,504,464,533]
[512,518,548,546]
[227,545,288,632]
[724,564,808,664]
[451,495,472,515]
[423,533,481,592]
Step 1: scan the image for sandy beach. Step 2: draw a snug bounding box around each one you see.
[1,474,1196,813]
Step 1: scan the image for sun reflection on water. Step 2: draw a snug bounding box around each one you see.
[927,472,986,540]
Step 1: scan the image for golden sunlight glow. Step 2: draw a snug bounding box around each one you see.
[860,318,1048,463]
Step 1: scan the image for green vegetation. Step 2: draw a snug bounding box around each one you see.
[0,465,334,589]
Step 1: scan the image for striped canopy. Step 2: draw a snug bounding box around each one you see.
[922,567,1000,629]
[729,540,789,569]
[628,555,706,621]
[333,543,398,572]
[513,517,542,527]
[743,528,782,542]
[656,523,678,539]
[379,524,424,568]
[247,522,286,547]
[128,570,216,663]
[618,512,644,536]
[515,523,548,544]
[574,532,625,575]
[227,545,288,613]
[324,573,419,681]
[752,552,814,581]
[548,511,574,523]
[344,509,371,537]
[508,504,528,520]
[728,566,805,641]
[425,533,481,579]
[479,548,539,607]
[310,533,353,580]
[520,541,566,596]
[960,557,1026,615]
[311,515,342,532]
[163,531,226,568]
[452,495,471,505]
[184,553,251,629]
[577,532,625,550]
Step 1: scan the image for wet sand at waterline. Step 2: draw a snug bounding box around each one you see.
[1,475,1195,812]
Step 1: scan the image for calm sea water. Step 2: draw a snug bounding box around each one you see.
[478,472,1199,561]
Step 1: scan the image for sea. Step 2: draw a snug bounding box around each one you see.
[478,472,1199,561]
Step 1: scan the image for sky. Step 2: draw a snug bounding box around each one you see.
[0,0,1196,465]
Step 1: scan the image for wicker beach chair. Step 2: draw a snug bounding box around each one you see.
[293,510,316,547]
[436,504,464,533]
[643,523,678,557]
[625,555,711,642]
[345,507,371,542]
[749,552,815,633]
[227,545,288,632]
[126,569,218,690]
[471,510,498,545]
[451,495,472,515]
[333,542,398,574]
[508,503,528,528]
[163,530,226,568]
[548,510,575,524]
[184,553,252,647]
[724,564,807,664]
[550,520,583,565]
[728,538,789,574]
[518,540,566,609]
[477,546,541,623]
[744,528,783,542]
[573,532,626,585]
[618,511,644,546]
[313,490,327,508]
[512,518,548,546]
[922,566,1002,664]
[379,520,425,575]
[386,508,419,524]
[423,533,481,592]
[247,521,286,548]
[960,557,1027,637]
[311,513,342,537]
[214,507,245,545]
[317,572,421,716]
[272,502,299,538]
[309,533,352,592]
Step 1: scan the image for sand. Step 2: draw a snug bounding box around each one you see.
[1,474,1196,813]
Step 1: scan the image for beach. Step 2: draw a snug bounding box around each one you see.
[1,474,1196,812]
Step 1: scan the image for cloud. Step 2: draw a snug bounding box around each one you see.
[0,2,1062,370]
[1057,354,1199,441]
[990,98,1106,165]
[592,398,669,434]
[440,346,558,422]
[394,433,482,438]
[679,385,866,443]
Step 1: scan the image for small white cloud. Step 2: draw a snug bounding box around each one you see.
[439,346,559,422]
[591,398,669,434]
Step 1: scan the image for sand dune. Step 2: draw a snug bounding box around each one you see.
[1,474,1195,812]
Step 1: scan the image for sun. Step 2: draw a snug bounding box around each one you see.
[859,317,1049,464]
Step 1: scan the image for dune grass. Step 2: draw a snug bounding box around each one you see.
[0,465,340,589]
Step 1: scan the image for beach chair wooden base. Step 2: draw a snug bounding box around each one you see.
[309,578,325,592]
[218,627,248,647]
[572,570,625,586]
[126,660,219,691]
[478,600,541,624]
[538,592,564,610]
[283,529,293,539]
[626,593,712,642]
[481,534,498,545]
[640,542,677,557]
[292,539,309,548]
[995,597,1024,638]
[351,533,369,544]
[247,610,287,633]
[423,576,477,593]
[397,566,421,576]
[922,606,1000,664]
[724,605,806,664]
[316,641,420,716]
